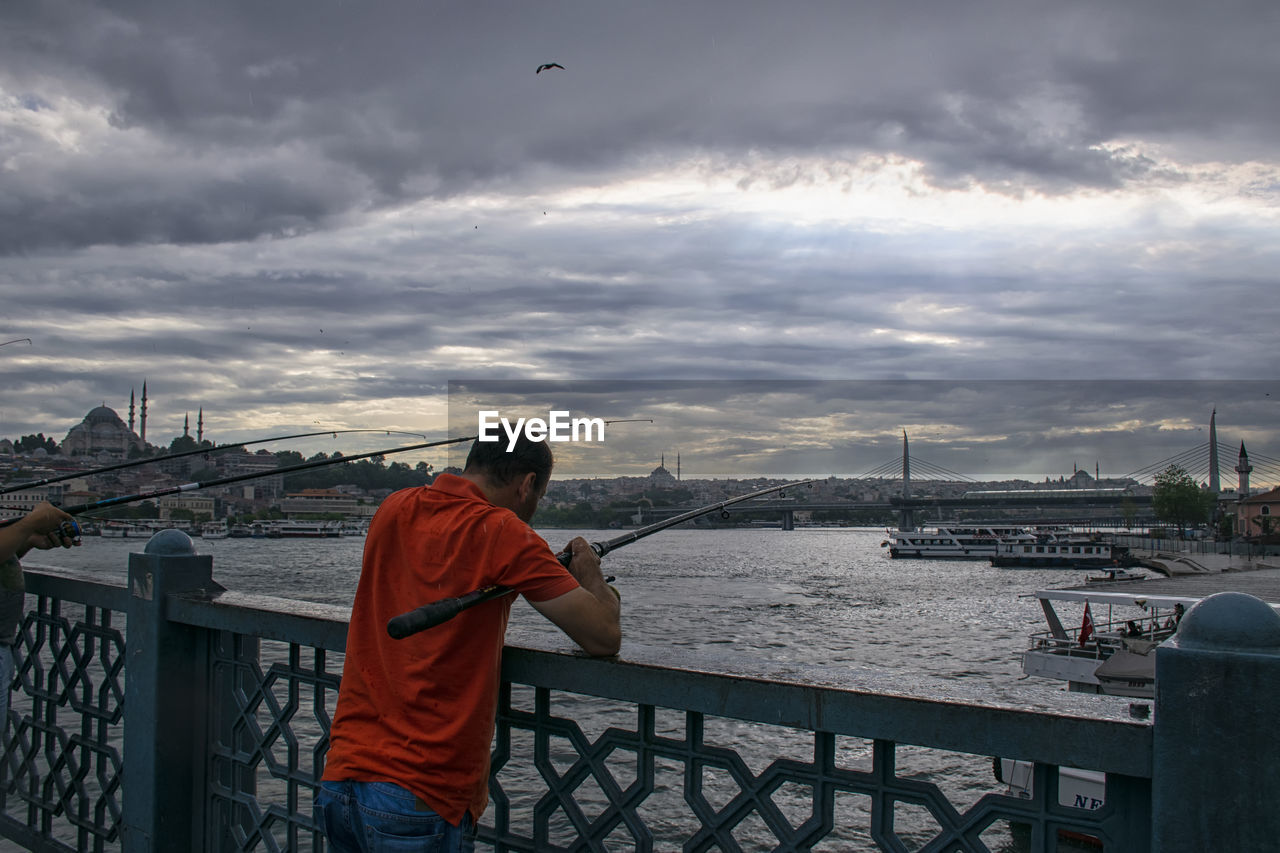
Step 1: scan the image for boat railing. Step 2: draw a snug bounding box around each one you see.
[4,532,1276,851]
[1028,619,1179,660]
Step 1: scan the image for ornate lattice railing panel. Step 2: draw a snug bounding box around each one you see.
[485,682,1147,852]
[2,594,126,853]
[206,630,342,853]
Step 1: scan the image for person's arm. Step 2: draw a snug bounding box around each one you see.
[0,502,79,563]
[529,537,621,657]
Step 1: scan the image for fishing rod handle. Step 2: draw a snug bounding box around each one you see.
[386,585,511,639]
[555,541,607,567]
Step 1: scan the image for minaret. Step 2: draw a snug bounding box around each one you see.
[1208,409,1220,492]
[197,407,204,444]
[140,381,148,442]
[184,412,190,438]
[128,389,136,433]
[1237,442,1252,498]
[677,453,681,481]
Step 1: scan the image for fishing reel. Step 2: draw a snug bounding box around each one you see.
[55,520,81,546]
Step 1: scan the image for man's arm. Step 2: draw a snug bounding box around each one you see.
[529,537,621,657]
[0,502,79,563]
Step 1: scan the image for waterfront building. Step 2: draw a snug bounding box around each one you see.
[1239,486,1280,540]
[278,488,359,517]
[155,493,217,520]
[0,484,59,520]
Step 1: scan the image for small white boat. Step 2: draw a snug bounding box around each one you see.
[996,758,1106,812]
[1021,586,1188,698]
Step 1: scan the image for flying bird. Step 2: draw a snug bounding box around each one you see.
[536,63,564,74]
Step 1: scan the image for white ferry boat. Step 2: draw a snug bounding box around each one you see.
[200,522,230,539]
[101,522,149,538]
[990,534,1133,569]
[263,520,344,538]
[882,524,1035,559]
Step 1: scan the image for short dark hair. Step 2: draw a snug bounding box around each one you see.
[464,435,554,490]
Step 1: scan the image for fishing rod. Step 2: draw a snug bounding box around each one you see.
[0,428,431,495]
[4,417,652,524]
[0,436,476,531]
[386,478,814,639]
[58,436,475,517]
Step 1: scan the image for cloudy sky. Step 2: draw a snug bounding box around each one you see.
[2,1,1277,480]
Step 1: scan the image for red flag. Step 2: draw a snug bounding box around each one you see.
[1079,602,1095,647]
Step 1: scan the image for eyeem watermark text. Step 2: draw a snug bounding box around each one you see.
[478,411,605,451]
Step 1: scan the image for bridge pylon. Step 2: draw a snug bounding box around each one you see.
[899,430,915,531]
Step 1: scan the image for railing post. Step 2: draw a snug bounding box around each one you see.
[123,530,221,853]
[1152,591,1280,852]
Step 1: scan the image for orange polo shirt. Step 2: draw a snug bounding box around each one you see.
[322,474,579,824]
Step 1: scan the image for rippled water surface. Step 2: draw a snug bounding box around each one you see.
[41,527,1108,692]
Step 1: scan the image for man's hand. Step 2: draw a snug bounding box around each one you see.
[20,503,80,553]
[530,537,621,657]
[564,537,603,585]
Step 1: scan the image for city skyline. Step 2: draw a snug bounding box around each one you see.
[7,380,1278,487]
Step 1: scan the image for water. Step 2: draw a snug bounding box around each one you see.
[29,526,1125,850]
[39,527,1098,695]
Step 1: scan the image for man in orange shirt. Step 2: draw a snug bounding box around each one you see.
[316,435,621,852]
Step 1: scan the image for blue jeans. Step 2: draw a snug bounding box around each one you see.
[315,780,476,852]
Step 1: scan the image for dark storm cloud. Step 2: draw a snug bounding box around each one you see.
[2,1,1278,471]
[5,0,1279,252]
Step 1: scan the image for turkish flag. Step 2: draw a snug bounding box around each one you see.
[1079,602,1095,647]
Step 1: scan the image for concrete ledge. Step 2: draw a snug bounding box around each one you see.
[1134,551,1269,576]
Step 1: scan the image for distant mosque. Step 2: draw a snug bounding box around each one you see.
[61,382,206,457]
[648,453,679,483]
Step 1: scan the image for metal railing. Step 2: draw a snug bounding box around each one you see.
[11,530,1258,852]
[1113,534,1280,558]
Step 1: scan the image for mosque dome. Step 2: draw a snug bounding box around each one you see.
[86,406,125,426]
[648,463,675,483]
